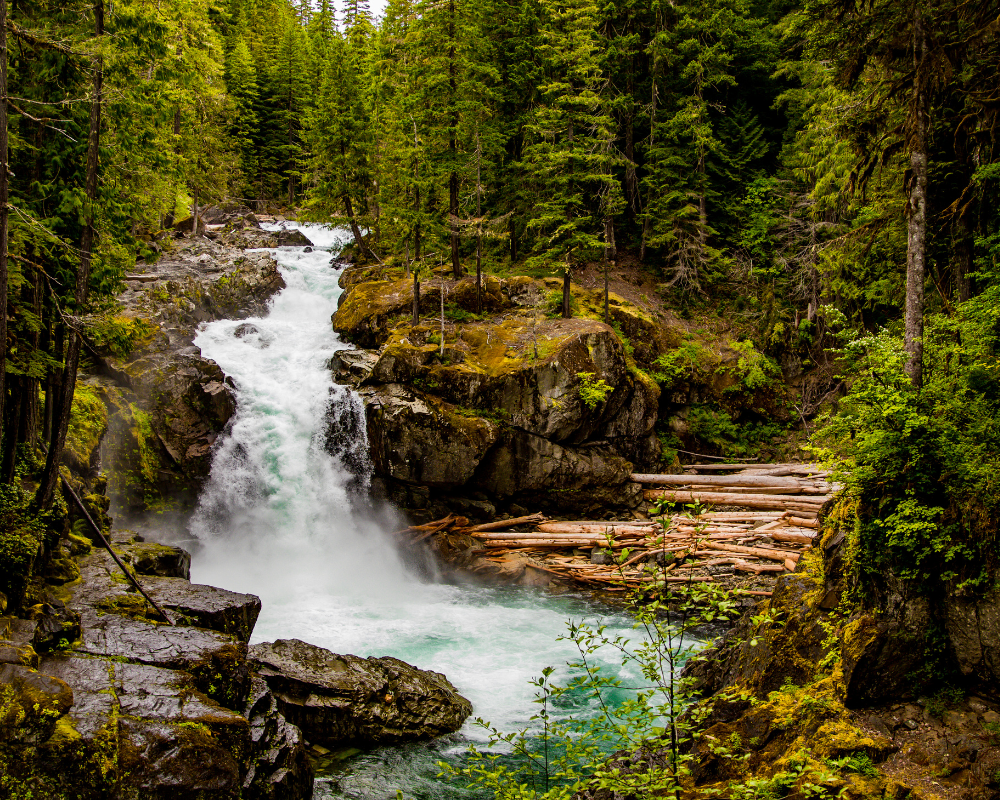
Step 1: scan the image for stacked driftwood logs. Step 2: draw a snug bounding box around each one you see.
[395,464,836,594]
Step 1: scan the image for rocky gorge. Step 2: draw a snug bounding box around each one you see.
[3,217,999,800]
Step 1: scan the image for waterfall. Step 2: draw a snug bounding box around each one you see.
[186,223,641,798]
[189,223,410,599]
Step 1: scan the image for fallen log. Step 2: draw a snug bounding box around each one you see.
[464,513,547,532]
[632,473,804,489]
[644,489,826,512]
[697,541,801,563]
[536,522,658,535]
[770,532,815,545]
[734,563,785,574]
[787,516,819,529]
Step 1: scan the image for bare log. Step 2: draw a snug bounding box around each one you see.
[734,563,785,574]
[632,473,804,489]
[536,522,658,535]
[770,532,815,545]
[645,489,825,511]
[698,541,800,563]
[464,513,547,532]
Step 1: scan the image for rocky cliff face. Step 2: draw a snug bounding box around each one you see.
[674,514,1000,800]
[331,273,664,518]
[81,222,288,517]
[0,530,313,800]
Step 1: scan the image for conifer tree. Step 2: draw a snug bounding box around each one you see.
[521,0,621,315]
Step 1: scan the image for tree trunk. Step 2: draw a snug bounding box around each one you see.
[342,190,368,262]
[412,271,420,326]
[562,266,572,319]
[405,240,410,278]
[0,0,8,466]
[192,184,199,237]
[640,70,658,263]
[164,105,182,228]
[624,114,638,219]
[448,0,460,279]
[953,221,972,303]
[475,127,482,313]
[2,376,23,483]
[904,12,929,388]
[36,0,104,508]
[603,217,615,325]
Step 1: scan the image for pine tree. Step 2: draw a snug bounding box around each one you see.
[521,0,621,315]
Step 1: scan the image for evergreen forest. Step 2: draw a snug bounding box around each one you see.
[2,2,1000,797]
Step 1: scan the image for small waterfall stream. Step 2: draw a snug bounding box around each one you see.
[188,224,640,799]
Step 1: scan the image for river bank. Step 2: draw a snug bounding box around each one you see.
[3,218,998,800]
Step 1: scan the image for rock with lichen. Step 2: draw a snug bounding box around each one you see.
[249,638,473,747]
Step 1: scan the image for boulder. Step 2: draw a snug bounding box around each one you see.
[36,654,250,799]
[118,539,192,579]
[69,549,261,642]
[242,676,314,800]
[945,585,1000,693]
[275,228,313,247]
[249,638,472,746]
[348,313,657,512]
[361,385,499,489]
[76,611,250,708]
[93,248,286,513]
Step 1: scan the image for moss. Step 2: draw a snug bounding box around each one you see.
[65,383,108,471]
[95,593,164,623]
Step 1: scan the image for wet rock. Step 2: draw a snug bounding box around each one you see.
[249,638,473,746]
[28,599,81,653]
[34,654,251,799]
[329,348,377,386]
[69,549,260,642]
[242,676,314,800]
[361,385,499,488]
[118,540,192,579]
[142,577,262,642]
[0,662,74,743]
[76,612,250,708]
[945,585,1000,695]
[275,228,313,247]
[0,639,38,668]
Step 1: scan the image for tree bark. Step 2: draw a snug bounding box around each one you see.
[36,0,103,508]
[448,0,460,279]
[0,0,9,467]
[603,217,616,325]
[412,271,420,326]
[475,127,482,313]
[904,11,929,388]
[562,267,572,319]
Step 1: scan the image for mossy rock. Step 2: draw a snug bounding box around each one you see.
[64,382,109,477]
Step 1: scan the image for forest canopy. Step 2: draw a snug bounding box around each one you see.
[0,0,998,537]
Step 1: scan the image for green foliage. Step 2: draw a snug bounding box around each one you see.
[0,486,45,610]
[441,578,740,800]
[722,339,781,391]
[687,406,787,458]
[576,372,612,410]
[83,314,154,359]
[443,304,484,324]
[650,340,714,386]
[817,290,1000,597]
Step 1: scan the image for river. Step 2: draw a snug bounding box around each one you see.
[186,224,643,799]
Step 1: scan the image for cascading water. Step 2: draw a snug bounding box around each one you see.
[188,223,641,798]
